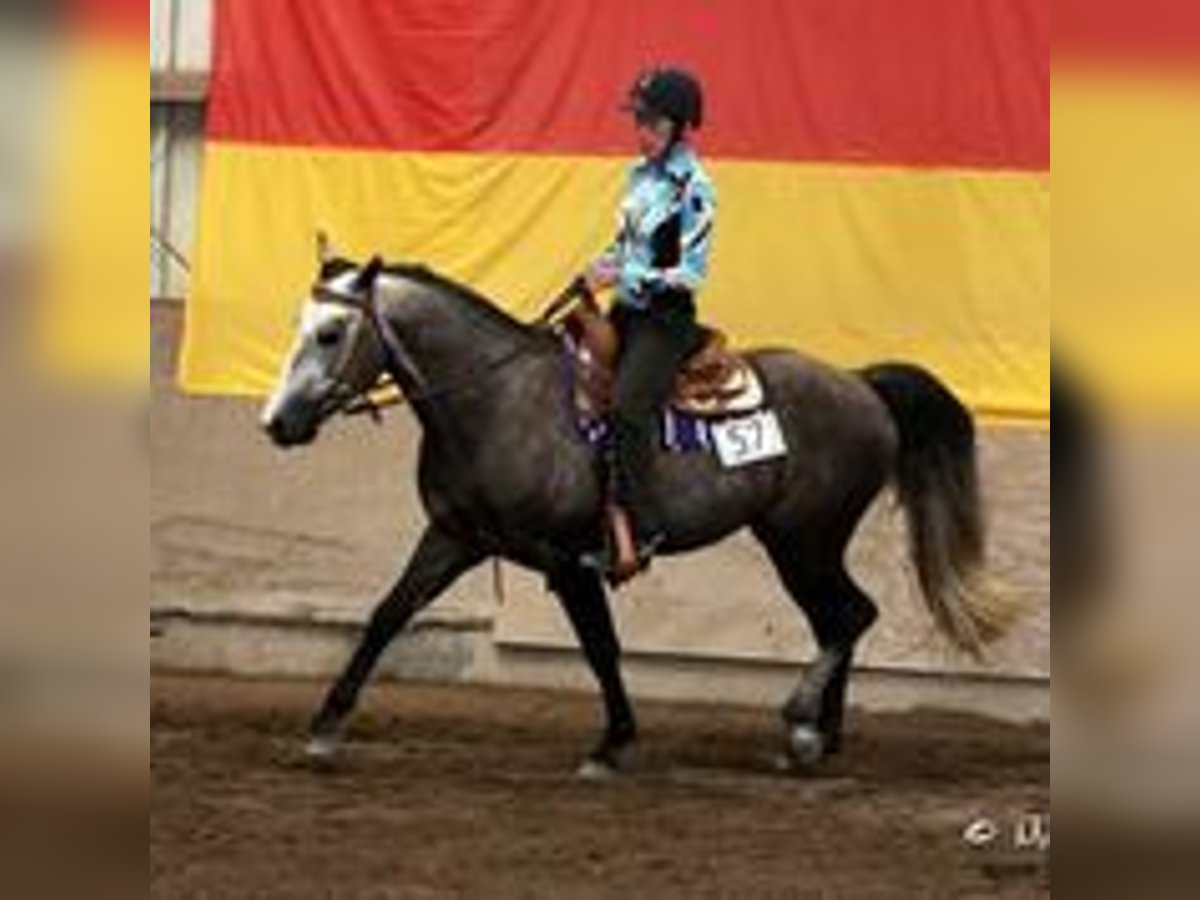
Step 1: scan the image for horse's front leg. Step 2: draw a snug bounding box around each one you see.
[307,526,484,758]
[549,564,638,778]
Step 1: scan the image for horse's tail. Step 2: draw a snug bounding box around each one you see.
[862,362,1014,656]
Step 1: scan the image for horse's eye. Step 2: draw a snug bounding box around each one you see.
[315,324,341,348]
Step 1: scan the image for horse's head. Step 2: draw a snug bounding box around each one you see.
[260,234,390,447]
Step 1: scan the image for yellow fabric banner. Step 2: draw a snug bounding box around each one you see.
[183,145,1048,419]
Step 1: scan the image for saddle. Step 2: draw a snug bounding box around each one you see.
[562,297,763,420]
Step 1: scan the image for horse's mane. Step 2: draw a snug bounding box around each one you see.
[320,257,531,337]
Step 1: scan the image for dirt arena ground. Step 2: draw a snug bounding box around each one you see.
[152,675,1048,899]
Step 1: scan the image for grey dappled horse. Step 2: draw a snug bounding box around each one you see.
[261,243,1009,775]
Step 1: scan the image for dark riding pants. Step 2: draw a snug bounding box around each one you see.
[609,293,699,539]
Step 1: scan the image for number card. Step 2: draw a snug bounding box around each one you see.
[710,410,787,468]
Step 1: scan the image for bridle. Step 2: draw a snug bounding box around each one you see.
[307,283,406,421]
[308,273,592,422]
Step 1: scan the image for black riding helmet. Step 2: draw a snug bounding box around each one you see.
[624,66,704,133]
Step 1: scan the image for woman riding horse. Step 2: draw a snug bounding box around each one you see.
[584,66,717,582]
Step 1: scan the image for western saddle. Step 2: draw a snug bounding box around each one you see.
[558,290,762,421]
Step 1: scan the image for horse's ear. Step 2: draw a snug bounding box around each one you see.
[316,230,334,266]
[354,255,384,293]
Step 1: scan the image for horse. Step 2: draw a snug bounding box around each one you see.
[260,235,1012,776]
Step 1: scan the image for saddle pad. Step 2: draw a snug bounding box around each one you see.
[569,402,715,454]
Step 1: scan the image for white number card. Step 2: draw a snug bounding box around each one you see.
[711,410,787,468]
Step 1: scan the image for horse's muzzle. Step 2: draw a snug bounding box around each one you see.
[262,413,317,448]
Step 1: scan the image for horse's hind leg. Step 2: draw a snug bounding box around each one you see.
[307,526,484,757]
[755,528,879,767]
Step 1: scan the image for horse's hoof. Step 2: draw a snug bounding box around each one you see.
[577,758,619,781]
[786,724,826,770]
[305,733,340,762]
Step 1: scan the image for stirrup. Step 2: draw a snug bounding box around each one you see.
[579,506,663,586]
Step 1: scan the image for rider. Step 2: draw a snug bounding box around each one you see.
[584,66,717,579]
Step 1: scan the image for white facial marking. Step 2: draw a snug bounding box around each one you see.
[260,271,360,427]
[299,271,359,340]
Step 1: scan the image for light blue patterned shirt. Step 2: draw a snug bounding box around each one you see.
[599,141,716,310]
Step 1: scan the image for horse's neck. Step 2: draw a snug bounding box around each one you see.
[380,275,530,367]
[378,275,550,430]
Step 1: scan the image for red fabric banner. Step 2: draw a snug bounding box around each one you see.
[208,0,1049,169]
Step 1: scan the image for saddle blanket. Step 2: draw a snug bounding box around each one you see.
[575,406,714,453]
[578,405,786,465]
[562,334,787,465]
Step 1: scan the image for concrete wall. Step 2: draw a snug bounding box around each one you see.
[151,105,204,300]
[151,0,210,300]
[151,0,212,75]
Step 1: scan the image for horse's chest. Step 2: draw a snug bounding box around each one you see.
[418,439,594,536]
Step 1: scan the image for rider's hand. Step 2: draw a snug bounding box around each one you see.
[584,259,619,293]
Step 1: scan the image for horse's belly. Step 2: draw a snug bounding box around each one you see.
[653,451,782,548]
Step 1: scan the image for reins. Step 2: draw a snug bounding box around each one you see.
[315,274,592,421]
